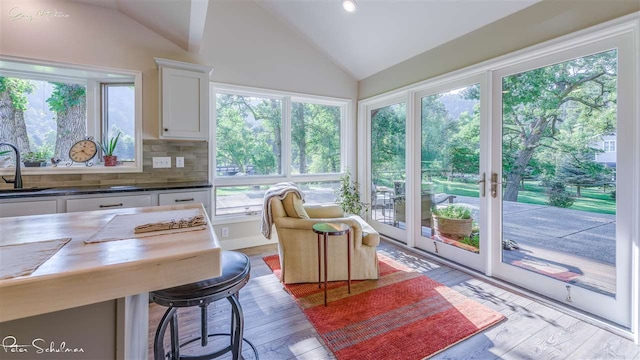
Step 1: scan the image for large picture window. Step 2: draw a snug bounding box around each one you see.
[213,85,348,216]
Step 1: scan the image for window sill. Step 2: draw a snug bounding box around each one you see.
[0,163,142,175]
[211,213,262,225]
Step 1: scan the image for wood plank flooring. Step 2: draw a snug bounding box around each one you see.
[148,240,640,359]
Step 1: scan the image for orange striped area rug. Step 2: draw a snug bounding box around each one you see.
[263,254,505,359]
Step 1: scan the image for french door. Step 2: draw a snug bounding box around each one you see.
[365,96,409,242]
[359,29,636,327]
[413,76,488,272]
[490,34,634,327]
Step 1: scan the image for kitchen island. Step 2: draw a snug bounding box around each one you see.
[0,204,221,359]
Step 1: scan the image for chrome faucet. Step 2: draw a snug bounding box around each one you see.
[0,143,23,189]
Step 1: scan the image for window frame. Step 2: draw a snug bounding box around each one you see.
[0,55,143,174]
[210,82,351,218]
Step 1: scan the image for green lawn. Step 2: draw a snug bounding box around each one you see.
[431,178,615,215]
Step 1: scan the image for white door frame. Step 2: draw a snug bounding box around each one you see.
[490,32,636,328]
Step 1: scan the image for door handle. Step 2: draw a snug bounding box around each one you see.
[477,172,486,197]
[490,173,500,198]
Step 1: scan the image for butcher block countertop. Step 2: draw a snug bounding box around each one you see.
[0,204,221,323]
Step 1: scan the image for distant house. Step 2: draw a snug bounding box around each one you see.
[595,134,617,168]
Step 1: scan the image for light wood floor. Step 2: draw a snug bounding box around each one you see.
[148,240,640,359]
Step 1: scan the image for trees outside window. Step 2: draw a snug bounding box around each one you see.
[501,50,617,202]
[214,87,347,216]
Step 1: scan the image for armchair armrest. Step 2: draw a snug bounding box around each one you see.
[275,216,367,247]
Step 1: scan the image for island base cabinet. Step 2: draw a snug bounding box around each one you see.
[0,300,118,359]
[0,294,148,360]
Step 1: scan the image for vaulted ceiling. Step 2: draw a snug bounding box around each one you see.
[70,0,540,80]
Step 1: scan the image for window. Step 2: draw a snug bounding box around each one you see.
[0,56,142,173]
[215,94,282,176]
[604,140,616,152]
[291,102,341,174]
[213,84,348,216]
[102,84,136,162]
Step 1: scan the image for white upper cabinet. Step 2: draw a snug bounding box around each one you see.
[155,58,213,140]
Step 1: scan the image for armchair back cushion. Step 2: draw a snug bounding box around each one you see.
[282,193,309,219]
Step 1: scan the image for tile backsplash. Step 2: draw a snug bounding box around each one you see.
[7,140,209,189]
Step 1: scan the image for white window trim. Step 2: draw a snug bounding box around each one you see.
[210,82,352,218]
[0,55,143,175]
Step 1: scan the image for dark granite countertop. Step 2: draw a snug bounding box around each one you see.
[0,182,212,199]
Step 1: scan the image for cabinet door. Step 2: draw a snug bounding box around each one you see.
[66,195,152,212]
[159,190,210,214]
[0,200,57,218]
[160,67,208,140]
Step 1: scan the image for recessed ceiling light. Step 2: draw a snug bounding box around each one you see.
[342,0,357,13]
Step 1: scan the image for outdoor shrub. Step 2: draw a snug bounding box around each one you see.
[544,179,574,208]
[610,190,616,199]
[433,204,471,219]
[460,234,480,249]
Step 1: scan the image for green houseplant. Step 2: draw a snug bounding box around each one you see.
[336,170,369,216]
[99,132,121,166]
[432,204,473,240]
[22,146,52,167]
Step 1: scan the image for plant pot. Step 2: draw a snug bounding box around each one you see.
[23,161,46,167]
[432,215,473,240]
[103,155,118,166]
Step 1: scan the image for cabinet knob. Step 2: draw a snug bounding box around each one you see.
[164,128,168,132]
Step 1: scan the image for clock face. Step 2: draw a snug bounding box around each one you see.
[69,139,98,163]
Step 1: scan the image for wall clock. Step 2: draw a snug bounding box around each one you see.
[67,137,98,167]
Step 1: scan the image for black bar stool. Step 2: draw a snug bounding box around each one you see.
[150,251,259,360]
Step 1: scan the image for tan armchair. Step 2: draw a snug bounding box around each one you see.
[270,193,380,284]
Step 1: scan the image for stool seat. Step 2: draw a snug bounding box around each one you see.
[151,251,250,307]
[150,251,258,360]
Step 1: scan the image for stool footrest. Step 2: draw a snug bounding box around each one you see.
[174,334,259,360]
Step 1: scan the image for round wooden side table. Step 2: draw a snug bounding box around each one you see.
[312,222,351,306]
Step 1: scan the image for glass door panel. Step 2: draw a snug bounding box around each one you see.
[370,103,406,240]
[493,45,631,326]
[416,83,484,271]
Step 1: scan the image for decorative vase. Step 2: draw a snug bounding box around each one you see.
[103,155,118,166]
[432,216,473,240]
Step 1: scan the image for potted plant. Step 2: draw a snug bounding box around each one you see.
[100,132,121,167]
[335,170,369,216]
[432,204,473,240]
[22,147,51,167]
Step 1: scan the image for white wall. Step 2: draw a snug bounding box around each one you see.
[358,0,640,99]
